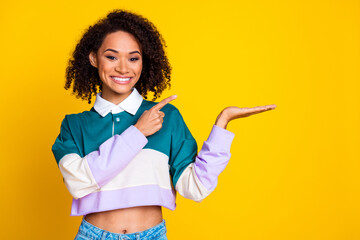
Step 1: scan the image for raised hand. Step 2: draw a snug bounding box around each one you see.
[215,104,277,129]
[134,95,177,137]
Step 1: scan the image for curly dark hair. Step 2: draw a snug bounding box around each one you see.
[65,9,171,104]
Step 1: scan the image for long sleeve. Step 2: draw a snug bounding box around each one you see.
[169,110,235,202]
[51,115,148,199]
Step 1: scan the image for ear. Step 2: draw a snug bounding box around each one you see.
[89,51,98,68]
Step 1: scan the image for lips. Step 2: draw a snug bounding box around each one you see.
[110,76,132,84]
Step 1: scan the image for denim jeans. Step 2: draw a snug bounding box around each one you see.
[74,217,168,240]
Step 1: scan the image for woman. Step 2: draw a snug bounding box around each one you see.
[52,9,276,240]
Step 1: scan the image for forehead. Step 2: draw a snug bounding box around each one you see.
[100,30,141,52]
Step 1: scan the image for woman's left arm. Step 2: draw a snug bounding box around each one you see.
[174,104,277,202]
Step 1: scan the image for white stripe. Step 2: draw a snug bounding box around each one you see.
[58,153,100,199]
[101,149,172,191]
[175,163,212,202]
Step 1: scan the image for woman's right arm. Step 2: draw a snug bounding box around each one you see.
[51,115,148,200]
[52,96,176,200]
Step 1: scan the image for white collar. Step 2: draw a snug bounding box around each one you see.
[93,88,143,117]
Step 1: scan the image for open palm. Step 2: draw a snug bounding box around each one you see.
[225,104,276,120]
[215,104,277,128]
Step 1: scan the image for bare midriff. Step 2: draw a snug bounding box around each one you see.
[84,206,163,234]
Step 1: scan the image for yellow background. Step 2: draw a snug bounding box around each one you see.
[1,0,359,239]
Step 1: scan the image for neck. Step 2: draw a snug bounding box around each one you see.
[101,89,133,105]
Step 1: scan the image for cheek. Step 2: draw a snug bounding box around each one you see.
[135,63,143,75]
[97,63,111,81]
[99,62,114,76]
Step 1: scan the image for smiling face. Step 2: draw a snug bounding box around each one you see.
[89,30,143,104]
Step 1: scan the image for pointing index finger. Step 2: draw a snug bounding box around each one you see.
[152,95,177,111]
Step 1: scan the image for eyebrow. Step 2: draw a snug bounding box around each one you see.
[104,48,142,55]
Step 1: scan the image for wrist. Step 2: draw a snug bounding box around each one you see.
[133,124,146,137]
[215,111,229,129]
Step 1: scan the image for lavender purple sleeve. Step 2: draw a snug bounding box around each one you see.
[194,124,235,191]
[86,125,148,187]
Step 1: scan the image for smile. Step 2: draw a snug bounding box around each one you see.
[111,76,132,84]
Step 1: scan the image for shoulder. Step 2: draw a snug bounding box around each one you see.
[61,109,98,127]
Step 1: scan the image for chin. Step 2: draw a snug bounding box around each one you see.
[114,87,134,94]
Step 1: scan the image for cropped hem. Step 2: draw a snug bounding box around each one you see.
[70,184,176,216]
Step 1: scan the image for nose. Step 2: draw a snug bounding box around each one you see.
[115,59,129,74]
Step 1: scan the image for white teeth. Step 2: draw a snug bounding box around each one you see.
[112,77,130,81]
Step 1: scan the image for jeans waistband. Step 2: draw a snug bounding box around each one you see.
[78,217,166,240]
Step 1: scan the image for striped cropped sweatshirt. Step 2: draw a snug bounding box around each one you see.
[51,88,235,216]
